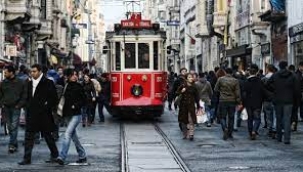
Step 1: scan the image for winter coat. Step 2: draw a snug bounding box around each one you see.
[242,76,266,109]
[173,75,186,98]
[63,82,86,117]
[195,79,213,106]
[177,83,199,124]
[214,74,241,104]
[82,81,96,107]
[26,76,58,132]
[0,77,27,108]
[268,69,301,105]
[262,73,274,102]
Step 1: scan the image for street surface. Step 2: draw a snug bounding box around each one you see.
[0,106,303,172]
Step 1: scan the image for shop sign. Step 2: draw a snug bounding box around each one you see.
[5,45,17,57]
[290,33,303,43]
[289,22,303,37]
[261,43,270,54]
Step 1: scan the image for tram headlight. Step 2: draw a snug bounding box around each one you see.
[131,84,143,97]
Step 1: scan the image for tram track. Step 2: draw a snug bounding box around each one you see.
[120,121,191,172]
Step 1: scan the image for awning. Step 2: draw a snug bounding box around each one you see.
[225,44,252,57]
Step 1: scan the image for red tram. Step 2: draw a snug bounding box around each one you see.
[103,13,168,117]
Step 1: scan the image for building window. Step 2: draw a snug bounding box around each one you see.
[41,0,47,19]
[295,41,303,66]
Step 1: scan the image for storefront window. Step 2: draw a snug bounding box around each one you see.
[295,41,303,66]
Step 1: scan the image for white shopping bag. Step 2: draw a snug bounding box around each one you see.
[240,108,248,121]
[196,109,208,124]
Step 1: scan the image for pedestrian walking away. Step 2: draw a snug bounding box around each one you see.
[19,64,59,165]
[0,65,27,153]
[56,69,87,165]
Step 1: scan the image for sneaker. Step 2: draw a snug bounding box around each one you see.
[251,132,256,140]
[56,158,65,165]
[76,158,87,164]
[18,160,31,165]
[207,123,211,127]
[8,146,17,153]
[45,157,58,163]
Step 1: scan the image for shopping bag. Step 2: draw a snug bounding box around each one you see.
[174,95,182,107]
[196,109,207,124]
[240,108,248,120]
[19,108,26,126]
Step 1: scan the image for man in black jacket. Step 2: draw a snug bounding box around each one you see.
[268,61,301,144]
[242,64,266,140]
[293,62,303,131]
[0,65,27,153]
[18,64,59,165]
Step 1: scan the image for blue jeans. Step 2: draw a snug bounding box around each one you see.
[264,102,276,132]
[59,115,86,161]
[3,107,20,147]
[275,104,292,143]
[246,108,262,133]
[218,102,236,134]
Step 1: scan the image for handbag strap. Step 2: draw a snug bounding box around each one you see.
[61,83,68,97]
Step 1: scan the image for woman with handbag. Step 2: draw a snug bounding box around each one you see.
[56,69,87,165]
[176,73,200,141]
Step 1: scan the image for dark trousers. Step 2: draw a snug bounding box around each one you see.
[291,105,299,125]
[90,101,97,122]
[275,104,292,143]
[219,102,236,135]
[98,97,109,121]
[23,131,58,161]
[246,107,262,133]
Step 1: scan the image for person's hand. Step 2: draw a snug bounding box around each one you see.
[181,88,186,93]
[92,97,96,102]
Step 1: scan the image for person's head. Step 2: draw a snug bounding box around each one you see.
[258,69,263,75]
[65,68,78,82]
[4,65,16,79]
[19,65,26,74]
[299,61,303,72]
[225,68,233,75]
[288,65,295,72]
[249,64,259,76]
[214,66,220,73]
[57,67,64,76]
[185,73,194,84]
[266,64,275,73]
[216,68,226,78]
[180,68,187,76]
[278,61,288,70]
[84,74,90,83]
[100,73,107,81]
[199,72,206,79]
[31,64,43,80]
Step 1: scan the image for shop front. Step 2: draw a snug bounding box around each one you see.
[289,22,303,66]
[261,42,271,70]
[225,44,252,71]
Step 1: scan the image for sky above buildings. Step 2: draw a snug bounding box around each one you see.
[100,0,144,30]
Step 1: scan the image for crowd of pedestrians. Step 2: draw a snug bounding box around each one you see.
[167,61,302,144]
[0,64,110,165]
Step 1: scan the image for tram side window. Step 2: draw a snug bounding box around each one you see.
[153,41,158,70]
[115,42,121,71]
[139,43,150,69]
[125,43,136,68]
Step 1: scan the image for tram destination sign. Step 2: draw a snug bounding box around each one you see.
[121,13,152,29]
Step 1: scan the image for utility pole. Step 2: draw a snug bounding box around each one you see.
[86,7,93,70]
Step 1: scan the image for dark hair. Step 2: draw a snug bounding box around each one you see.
[19,65,26,73]
[179,67,187,73]
[216,68,226,78]
[225,68,233,74]
[31,64,42,71]
[65,68,77,77]
[288,65,296,71]
[199,72,205,78]
[249,64,259,75]
[299,61,303,66]
[4,65,16,74]
[214,66,220,72]
[259,69,263,74]
[266,64,275,72]
[278,61,288,70]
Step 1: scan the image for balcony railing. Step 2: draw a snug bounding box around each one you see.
[251,12,270,30]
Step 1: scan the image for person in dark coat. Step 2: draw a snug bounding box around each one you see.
[56,69,87,165]
[18,64,59,165]
[82,74,96,126]
[268,61,301,144]
[242,64,266,140]
[176,73,200,141]
[173,68,187,110]
[97,73,110,122]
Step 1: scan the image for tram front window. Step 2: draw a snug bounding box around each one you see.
[125,43,136,68]
[139,43,150,69]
